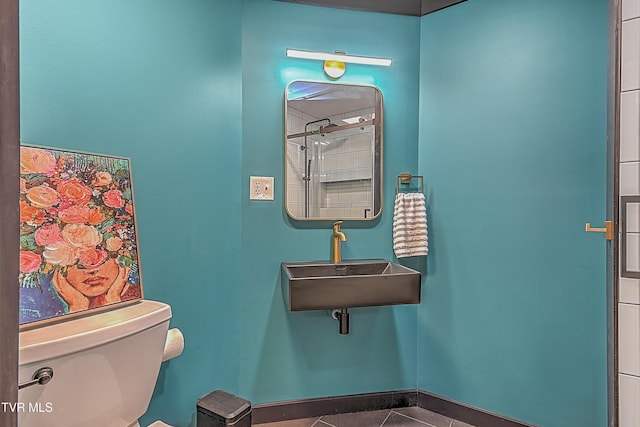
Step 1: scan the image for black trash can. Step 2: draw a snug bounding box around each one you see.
[197,390,252,427]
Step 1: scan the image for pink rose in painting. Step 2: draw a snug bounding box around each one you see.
[34,223,63,246]
[92,171,112,187]
[79,248,108,269]
[20,251,42,273]
[20,147,57,176]
[125,203,133,214]
[58,205,91,224]
[26,185,60,208]
[102,190,125,209]
[43,241,79,266]
[105,236,123,252]
[61,224,101,248]
[57,179,92,206]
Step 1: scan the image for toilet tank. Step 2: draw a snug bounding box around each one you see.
[18,300,172,427]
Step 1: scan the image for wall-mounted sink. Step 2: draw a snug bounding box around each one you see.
[281,259,421,311]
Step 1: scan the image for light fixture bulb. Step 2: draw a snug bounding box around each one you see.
[323,59,346,79]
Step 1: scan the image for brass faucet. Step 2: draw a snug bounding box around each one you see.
[332,221,347,263]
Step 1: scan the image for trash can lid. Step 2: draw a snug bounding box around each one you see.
[197,390,251,423]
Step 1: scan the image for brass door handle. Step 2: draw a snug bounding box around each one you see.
[585,221,613,240]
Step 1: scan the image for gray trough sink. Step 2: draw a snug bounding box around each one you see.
[281,259,421,311]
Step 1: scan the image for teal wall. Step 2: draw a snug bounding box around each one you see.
[19,0,610,426]
[239,0,421,404]
[417,1,609,426]
[20,1,243,426]
[20,0,421,425]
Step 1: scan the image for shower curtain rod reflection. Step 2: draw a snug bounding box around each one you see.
[287,119,375,139]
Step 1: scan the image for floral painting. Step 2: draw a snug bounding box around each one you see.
[19,146,143,326]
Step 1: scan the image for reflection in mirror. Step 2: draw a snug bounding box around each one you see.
[285,81,383,220]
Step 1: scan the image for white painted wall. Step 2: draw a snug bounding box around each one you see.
[619,0,640,424]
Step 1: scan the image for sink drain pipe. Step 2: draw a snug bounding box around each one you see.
[330,309,350,334]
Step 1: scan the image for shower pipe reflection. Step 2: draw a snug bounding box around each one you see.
[303,118,332,218]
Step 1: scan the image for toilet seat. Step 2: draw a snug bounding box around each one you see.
[148,422,174,427]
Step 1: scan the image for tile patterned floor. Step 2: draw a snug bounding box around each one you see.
[253,406,477,427]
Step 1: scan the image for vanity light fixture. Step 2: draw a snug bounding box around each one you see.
[286,49,392,66]
[286,48,392,79]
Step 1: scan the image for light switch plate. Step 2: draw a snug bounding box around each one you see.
[250,176,274,200]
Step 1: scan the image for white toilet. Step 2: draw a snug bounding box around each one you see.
[18,300,182,427]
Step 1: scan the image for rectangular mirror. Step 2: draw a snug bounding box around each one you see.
[285,81,383,220]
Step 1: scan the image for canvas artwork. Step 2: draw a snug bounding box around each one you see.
[19,146,143,326]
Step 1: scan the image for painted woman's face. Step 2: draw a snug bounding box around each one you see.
[64,257,120,297]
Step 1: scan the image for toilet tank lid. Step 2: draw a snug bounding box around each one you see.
[19,300,172,366]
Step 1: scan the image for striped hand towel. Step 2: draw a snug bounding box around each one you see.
[393,192,428,258]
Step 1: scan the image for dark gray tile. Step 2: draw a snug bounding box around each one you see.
[253,406,477,427]
[381,411,445,427]
[320,409,392,426]
[253,417,320,427]
[392,407,452,427]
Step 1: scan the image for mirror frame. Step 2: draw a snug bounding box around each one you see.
[284,80,384,221]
